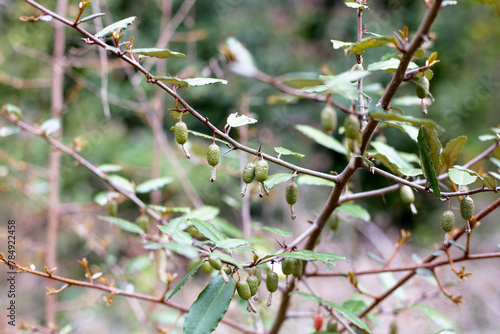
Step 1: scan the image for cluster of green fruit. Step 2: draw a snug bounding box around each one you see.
[440,196,474,244]
[240,158,269,198]
[320,103,362,153]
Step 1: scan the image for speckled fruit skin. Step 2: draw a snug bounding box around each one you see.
[281,257,294,276]
[243,162,256,183]
[207,143,220,167]
[344,115,360,140]
[174,121,188,145]
[252,267,262,286]
[291,259,303,278]
[266,272,279,293]
[460,196,474,220]
[255,160,269,182]
[321,105,337,133]
[400,185,415,205]
[236,280,251,300]
[441,210,455,232]
[416,76,429,99]
[285,182,299,205]
[246,275,259,296]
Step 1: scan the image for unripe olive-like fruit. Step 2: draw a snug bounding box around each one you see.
[441,210,455,232]
[291,259,303,278]
[344,115,361,141]
[201,261,213,274]
[400,185,415,205]
[255,159,269,182]
[236,280,252,300]
[416,76,429,99]
[188,259,200,272]
[135,214,150,232]
[222,265,232,275]
[252,267,262,286]
[460,196,474,220]
[266,272,279,293]
[208,256,223,271]
[328,213,340,231]
[246,275,259,296]
[314,313,324,332]
[107,200,118,217]
[174,121,188,145]
[207,143,220,167]
[285,182,299,205]
[243,162,256,184]
[326,321,338,332]
[281,257,294,276]
[321,105,337,133]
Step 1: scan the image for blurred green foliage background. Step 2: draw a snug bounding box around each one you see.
[0,0,499,333]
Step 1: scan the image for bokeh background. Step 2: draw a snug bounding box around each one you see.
[1,0,499,333]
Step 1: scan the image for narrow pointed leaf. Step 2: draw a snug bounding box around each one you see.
[189,218,227,242]
[422,126,442,175]
[370,112,441,130]
[336,203,370,222]
[417,128,440,198]
[439,136,467,173]
[295,124,348,154]
[136,177,174,193]
[40,119,61,135]
[95,17,136,38]
[99,216,144,234]
[367,58,419,72]
[263,173,295,190]
[78,13,106,25]
[371,141,414,170]
[279,250,346,267]
[156,77,228,87]
[126,48,186,59]
[167,260,204,301]
[263,226,293,238]
[297,175,335,187]
[107,174,135,193]
[183,276,235,334]
[98,164,123,173]
[226,113,257,127]
[274,147,305,158]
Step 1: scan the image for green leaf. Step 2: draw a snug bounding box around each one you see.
[267,94,300,105]
[448,168,477,186]
[145,242,199,259]
[186,206,220,221]
[188,130,229,145]
[2,104,23,120]
[448,239,466,252]
[297,174,335,187]
[279,250,346,267]
[0,126,20,137]
[281,72,323,88]
[40,119,61,135]
[147,205,190,215]
[78,13,106,24]
[422,126,442,176]
[319,71,370,99]
[211,217,243,238]
[263,226,293,238]
[167,260,204,300]
[263,173,295,190]
[208,252,243,269]
[293,292,371,333]
[345,0,369,9]
[215,238,248,249]
[417,128,440,198]
[347,34,392,56]
[411,305,454,329]
[95,17,136,38]
[183,275,235,334]
[399,168,423,177]
[274,147,305,158]
[98,164,123,173]
[136,177,174,193]
[336,203,370,222]
[189,218,227,243]
[370,112,441,130]
[226,113,257,127]
[156,77,228,87]
[367,58,419,72]
[126,48,186,59]
[295,124,348,155]
[172,230,193,245]
[107,174,135,193]
[371,141,414,171]
[99,216,144,234]
[94,191,119,206]
[331,40,354,50]
[342,299,367,314]
[439,136,467,174]
[452,165,482,179]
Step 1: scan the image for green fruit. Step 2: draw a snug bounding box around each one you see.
[246,275,259,296]
[251,267,262,286]
[291,259,303,277]
[243,162,256,184]
[285,182,298,205]
[326,321,338,332]
[207,143,220,167]
[327,213,340,231]
[188,259,200,272]
[321,105,337,133]
[400,185,415,205]
[255,159,269,182]
[135,214,150,232]
[441,210,455,232]
[208,256,223,271]
[174,121,188,145]
[107,200,118,217]
[201,261,213,274]
[281,257,294,276]
[416,76,429,99]
[266,272,279,293]
[460,196,474,220]
[236,280,252,300]
[222,265,232,275]
[344,115,361,141]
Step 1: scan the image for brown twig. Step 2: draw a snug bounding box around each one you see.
[432,268,464,304]
[384,229,412,268]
